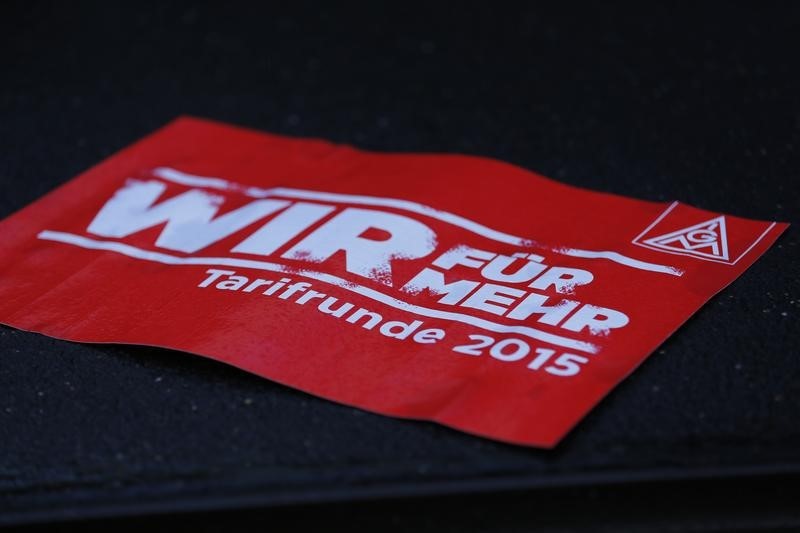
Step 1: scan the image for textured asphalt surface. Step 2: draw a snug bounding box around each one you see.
[1,2,799,530]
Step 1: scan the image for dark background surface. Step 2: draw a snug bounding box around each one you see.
[1,1,799,530]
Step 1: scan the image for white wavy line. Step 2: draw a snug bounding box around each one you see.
[556,248,682,276]
[37,230,600,354]
[152,167,682,277]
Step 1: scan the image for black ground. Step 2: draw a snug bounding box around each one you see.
[1,2,799,530]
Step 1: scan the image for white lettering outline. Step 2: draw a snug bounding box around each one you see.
[38,230,599,354]
[153,167,683,276]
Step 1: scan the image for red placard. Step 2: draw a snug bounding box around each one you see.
[0,117,787,447]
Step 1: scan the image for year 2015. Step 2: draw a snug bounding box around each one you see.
[451,334,591,377]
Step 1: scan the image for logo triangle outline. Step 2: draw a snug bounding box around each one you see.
[642,216,729,261]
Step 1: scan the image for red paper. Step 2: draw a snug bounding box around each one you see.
[0,117,787,447]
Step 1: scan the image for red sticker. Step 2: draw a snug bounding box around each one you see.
[0,117,787,447]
